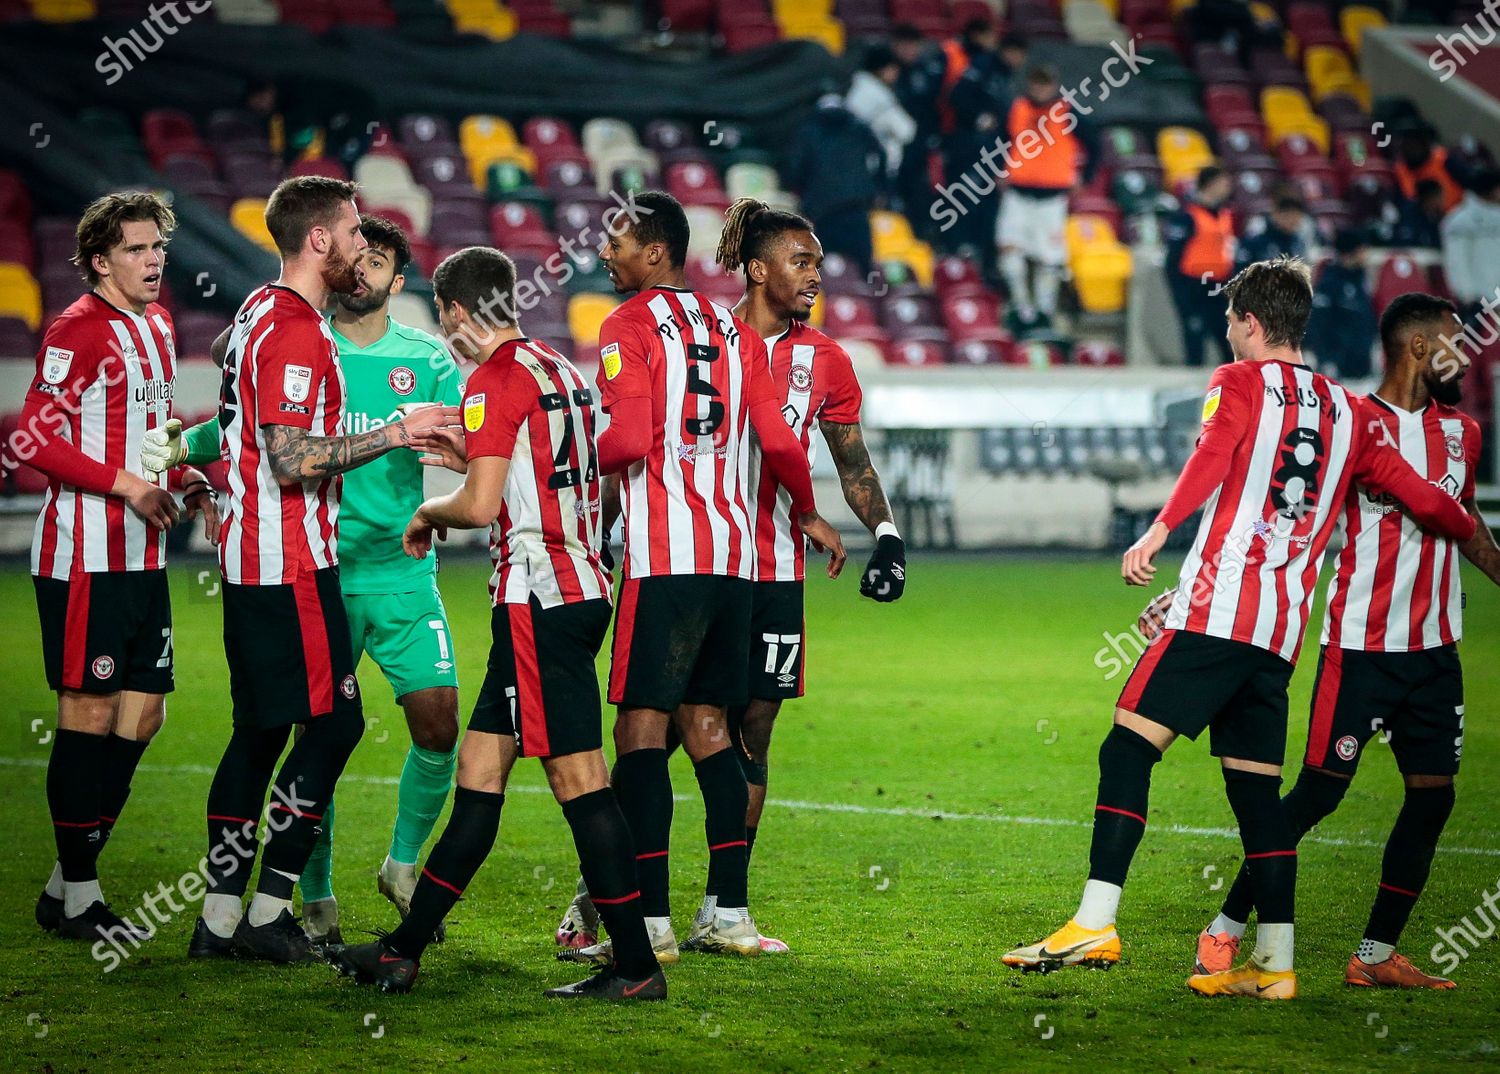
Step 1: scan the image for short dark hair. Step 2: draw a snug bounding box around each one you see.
[1198,165,1226,189]
[1000,32,1028,50]
[432,246,518,326]
[357,213,411,272]
[1379,291,1458,360]
[1468,168,1500,197]
[264,175,358,256]
[1273,194,1306,213]
[72,191,175,285]
[962,16,993,41]
[890,21,923,43]
[1027,64,1058,86]
[619,190,689,269]
[1222,256,1313,348]
[715,198,814,275]
[1415,177,1445,200]
[863,44,898,72]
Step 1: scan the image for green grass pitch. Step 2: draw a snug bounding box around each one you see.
[2,555,1497,1072]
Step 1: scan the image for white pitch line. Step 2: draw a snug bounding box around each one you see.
[3,755,1499,858]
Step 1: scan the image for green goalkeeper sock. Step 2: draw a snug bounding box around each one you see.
[389,745,456,864]
[298,797,335,903]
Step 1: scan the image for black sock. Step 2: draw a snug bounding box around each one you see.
[386,787,504,960]
[695,748,749,908]
[1220,766,1348,924]
[258,710,362,888]
[612,749,673,918]
[1087,725,1161,886]
[563,788,656,979]
[1365,783,1455,945]
[205,725,288,897]
[1224,768,1296,924]
[48,729,107,884]
[97,734,150,855]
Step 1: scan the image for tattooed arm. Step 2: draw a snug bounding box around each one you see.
[263,405,458,484]
[1460,500,1500,586]
[819,419,894,533]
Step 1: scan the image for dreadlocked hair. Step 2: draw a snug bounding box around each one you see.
[715,197,813,275]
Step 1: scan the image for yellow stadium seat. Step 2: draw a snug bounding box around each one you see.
[32,0,95,22]
[447,0,517,40]
[1072,243,1133,313]
[567,294,619,347]
[1169,0,1197,15]
[1304,44,1352,93]
[460,115,518,161]
[777,15,845,54]
[1066,214,1119,256]
[898,241,935,289]
[468,144,535,189]
[1341,5,1386,55]
[870,211,916,258]
[230,198,277,254]
[772,0,831,15]
[1270,114,1330,154]
[0,263,42,331]
[1157,126,1216,187]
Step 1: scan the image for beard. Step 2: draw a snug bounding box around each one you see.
[321,244,361,295]
[1430,371,1464,406]
[338,282,389,315]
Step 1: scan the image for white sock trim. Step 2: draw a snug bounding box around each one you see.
[1075,879,1121,931]
[1209,912,1247,939]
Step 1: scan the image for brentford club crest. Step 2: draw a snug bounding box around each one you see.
[92,655,116,679]
[388,366,416,396]
[1445,433,1465,461]
[341,675,358,700]
[1335,735,1359,761]
[789,365,813,393]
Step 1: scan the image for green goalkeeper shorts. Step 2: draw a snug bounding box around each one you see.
[345,581,460,701]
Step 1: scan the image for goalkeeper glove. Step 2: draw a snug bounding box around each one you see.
[859,532,906,602]
[140,418,186,475]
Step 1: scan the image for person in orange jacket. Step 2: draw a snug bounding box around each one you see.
[1163,165,1237,366]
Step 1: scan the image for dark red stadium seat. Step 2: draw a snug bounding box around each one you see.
[524,117,579,153]
[948,0,994,29]
[883,339,947,367]
[399,114,458,151]
[0,169,33,224]
[288,157,349,181]
[555,196,612,238]
[0,316,36,358]
[823,295,885,342]
[932,255,987,301]
[1069,193,1123,234]
[543,158,596,196]
[489,202,556,256]
[941,293,1006,344]
[1373,253,1433,315]
[1073,340,1125,366]
[950,339,1008,365]
[659,0,713,31]
[880,294,939,333]
[364,204,418,239]
[413,154,473,194]
[722,23,780,52]
[665,161,726,206]
[0,219,35,269]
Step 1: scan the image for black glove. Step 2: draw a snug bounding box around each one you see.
[859,534,906,602]
[599,538,616,573]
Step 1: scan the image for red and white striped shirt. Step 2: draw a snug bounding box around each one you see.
[747,320,862,582]
[1161,359,1471,664]
[1322,395,1479,651]
[464,337,611,609]
[27,294,177,580]
[218,284,345,586]
[597,286,778,580]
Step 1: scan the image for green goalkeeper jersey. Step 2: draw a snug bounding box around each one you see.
[330,317,462,595]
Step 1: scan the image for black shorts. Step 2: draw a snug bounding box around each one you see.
[223,567,360,729]
[33,571,174,695]
[608,575,752,710]
[470,596,612,759]
[1117,629,1293,766]
[1303,644,1464,777]
[748,580,805,701]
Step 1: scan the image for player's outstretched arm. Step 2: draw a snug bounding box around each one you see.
[821,419,904,600]
[1458,500,1500,584]
[263,405,459,483]
[403,455,509,559]
[1354,438,1476,543]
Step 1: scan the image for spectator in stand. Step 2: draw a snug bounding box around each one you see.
[1387,177,1447,249]
[846,45,917,191]
[999,33,1029,98]
[997,65,1098,335]
[784,94,885,274]
[1441,169,1500,317]
[1236,193,1311,271]
[1186,0,1284,67]
[1306,227,1376,380]
[940,17,1010,256]
[891,22,944,227]
[1394,127,1464,214]
[1163,165,1237,366]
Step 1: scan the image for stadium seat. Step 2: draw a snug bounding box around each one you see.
[400,113,458,150]
[1156,127,1215,188]
[932,255,988,301]
[883,339,947,367]
[951,339,1008,365]
[665,160,726,207]
[567,293,618,347]
[1067,216,1133,314]
[941,293,1006,344]
[581,118,641,161]
[821,294,886,342]
[1340,4,1385,56]
[684,205,726,258]
[0,263,43,330]
[595,146,662,197]
[1373,253,1432,315]
[1007,340,1067,367]
[1073,340,1126,366]
[489,202,555,256]
[0,316,37,359]
[227,199,275,254]
[0,220,35,270]
[447,0,518,39]
[523,116,579,154]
